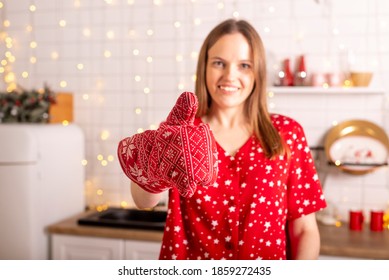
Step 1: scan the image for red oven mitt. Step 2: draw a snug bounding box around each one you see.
[117,92,218,197]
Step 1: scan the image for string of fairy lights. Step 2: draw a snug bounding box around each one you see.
[1,0,388,213]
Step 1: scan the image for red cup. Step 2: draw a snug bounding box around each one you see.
[349,210,364,231]
[370,210,384,232]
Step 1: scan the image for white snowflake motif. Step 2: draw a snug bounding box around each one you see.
[225,180,232,186]
[259,196,266,203]
[225,236,231,242]
[174,226,181,232]
[166,148,175,159]
[171,254,177,260]
[303,200,310,207]
[211,220,218,227]
[126,142,137,158]
[265,165,272,173]
[229,206,236,212]
[162,131,172,138]
[213,239,219,244]
[204,195,211,202]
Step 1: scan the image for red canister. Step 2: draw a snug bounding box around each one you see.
[370,210,384,232]
[349,210,364,231]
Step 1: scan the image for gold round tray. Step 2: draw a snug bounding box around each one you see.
[324,119,389,175]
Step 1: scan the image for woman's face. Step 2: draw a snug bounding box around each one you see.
[206,32,255,113]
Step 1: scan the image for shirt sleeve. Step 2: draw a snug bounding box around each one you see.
[283,118,327,220]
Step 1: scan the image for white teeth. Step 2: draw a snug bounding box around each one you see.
[219,86,238,91]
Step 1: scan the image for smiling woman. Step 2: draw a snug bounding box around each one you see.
[120,18,327,260]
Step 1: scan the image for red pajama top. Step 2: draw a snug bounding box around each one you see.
[158,114,327,260]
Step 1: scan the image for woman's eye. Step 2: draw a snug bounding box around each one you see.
[241,63,252,69]
[213,61,224,67]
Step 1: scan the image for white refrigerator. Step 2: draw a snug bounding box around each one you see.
[0,124,85,259]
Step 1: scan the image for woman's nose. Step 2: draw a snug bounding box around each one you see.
[224,65,238,79]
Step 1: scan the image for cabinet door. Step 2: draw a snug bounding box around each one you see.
[124,240,161,260]
[51,234,124,260]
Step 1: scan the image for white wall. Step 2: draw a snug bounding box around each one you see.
[1,0,389,217]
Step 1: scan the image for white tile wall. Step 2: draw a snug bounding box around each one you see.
[1,0,388,213]
[269,87,389,221]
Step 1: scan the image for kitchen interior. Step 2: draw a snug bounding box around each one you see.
[0,0,389,260]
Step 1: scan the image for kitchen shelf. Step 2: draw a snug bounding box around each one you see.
[327,161,388,167]
[268,86,386,95]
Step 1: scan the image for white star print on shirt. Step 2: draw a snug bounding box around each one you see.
[303,200,310,206]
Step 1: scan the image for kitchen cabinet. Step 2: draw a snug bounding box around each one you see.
[51,234,161,260]
[124,240,161,260]
[47,211,164,260]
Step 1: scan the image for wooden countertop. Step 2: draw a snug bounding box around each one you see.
[47,211,389,259]
[46,210,164,242]
[319,223,389,259]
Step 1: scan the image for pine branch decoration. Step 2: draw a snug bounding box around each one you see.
[0,85,56,123]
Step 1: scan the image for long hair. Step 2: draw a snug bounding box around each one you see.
[195,18,287,159]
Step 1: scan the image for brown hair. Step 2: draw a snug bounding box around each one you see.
[195,18,287,159]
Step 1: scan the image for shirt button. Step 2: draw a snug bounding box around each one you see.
[225,243,233,250]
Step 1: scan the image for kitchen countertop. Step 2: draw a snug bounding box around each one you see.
[46,210,164,242]
[319,223,389,259]
[47,210,389,259]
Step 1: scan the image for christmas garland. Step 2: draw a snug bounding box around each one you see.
[0,85,56,123]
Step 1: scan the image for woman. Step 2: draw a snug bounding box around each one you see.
[128,18,326,260]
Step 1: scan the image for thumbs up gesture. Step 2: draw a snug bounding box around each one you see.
[118,92,218,198]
